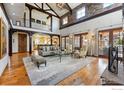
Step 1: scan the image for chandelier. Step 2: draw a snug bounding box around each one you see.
[56,3,65,9]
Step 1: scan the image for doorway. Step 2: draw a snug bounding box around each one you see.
[98,28,122,58]
[18,33,27,53]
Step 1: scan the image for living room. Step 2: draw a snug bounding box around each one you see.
[0,1,124,92]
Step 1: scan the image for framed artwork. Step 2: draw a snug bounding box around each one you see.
[16,21,21,26]
[0,18,7,59]
[36,20,41,24]
[31,18,35,22]
[42,21,46,25]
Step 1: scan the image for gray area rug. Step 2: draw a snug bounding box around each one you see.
[23,56,96,85]
[101,63,124,85]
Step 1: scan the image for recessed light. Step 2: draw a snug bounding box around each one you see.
[10,3,14,5]
[12,13,15,15]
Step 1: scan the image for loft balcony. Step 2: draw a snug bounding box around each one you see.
[11,18,52,32]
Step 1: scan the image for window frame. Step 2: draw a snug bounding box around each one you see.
[76,6,86,19]
[62,16,68,25]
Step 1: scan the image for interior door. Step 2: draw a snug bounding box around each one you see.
[18,33,27,53]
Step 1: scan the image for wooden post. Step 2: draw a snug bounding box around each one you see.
[29,32,32,54]
[9,29,13,56]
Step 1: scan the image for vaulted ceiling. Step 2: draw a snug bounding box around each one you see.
[4,3,81,20]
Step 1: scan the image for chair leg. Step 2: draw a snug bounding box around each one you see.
[45,61,47,67]
[37,63,40,69]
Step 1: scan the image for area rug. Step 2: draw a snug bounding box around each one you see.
[23,56,96,85]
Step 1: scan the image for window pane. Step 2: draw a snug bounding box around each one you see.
[103,3,113,8]
[77,7,85,19]
[62,17,68,25]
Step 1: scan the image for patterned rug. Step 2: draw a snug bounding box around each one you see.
[23,56,96,85]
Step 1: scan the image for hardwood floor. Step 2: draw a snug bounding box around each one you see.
[0,53,31,85]
[0,53,108,85]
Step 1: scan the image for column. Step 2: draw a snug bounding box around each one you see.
[9,29,13,56]
[29,7,32,28]
[29,32,32,54]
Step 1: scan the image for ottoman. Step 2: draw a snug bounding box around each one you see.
[31,55,47,68]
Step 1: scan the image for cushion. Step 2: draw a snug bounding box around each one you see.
[31,55,46,64]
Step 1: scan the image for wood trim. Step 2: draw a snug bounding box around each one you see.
[65,3,72,14]
[24,12,26,27]
[34,3,41,9]
[10,28,60,36]
[99,27,122,32]
[60,5,122,29]
[98,27,122,58]
[74,32,88,36]
[25,3,60,18]
[51,16,53,32]
[45,3,60,18]
[42,3,44,10]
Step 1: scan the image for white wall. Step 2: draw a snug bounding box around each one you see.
[12,32,29,53]
[60,10,122,56]
[24,8,60,34]
[60,10,122,36]
[0,7,9,76]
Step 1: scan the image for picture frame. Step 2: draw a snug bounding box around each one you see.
[16,21,21,26]
[31,18,35,23]
[42,21,46,25]
[0,18,7,59]
[36,20,41,24]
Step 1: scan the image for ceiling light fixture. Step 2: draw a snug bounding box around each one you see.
[56,3,64,9]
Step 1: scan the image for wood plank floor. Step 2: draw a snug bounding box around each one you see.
[0,53,108,85]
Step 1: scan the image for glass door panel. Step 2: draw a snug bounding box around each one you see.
[74,35,80,49]
[61,37,65,50]
[66,37,69,49]
[99,31,109,57]
[81,34,88,47]
[113,29,123,58]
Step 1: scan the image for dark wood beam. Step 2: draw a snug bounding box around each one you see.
[42,3,43,10]
[9,29,13,56]
[45,3,60,18]
[47,15,51,19]
[65,3,72,14]
[24,12,26,27]
[29,8,32,28]
[25,3,60,18]
[29,32,32,54]
[44,9,51,11]
[34,3,41,9]
[51,16,53,32]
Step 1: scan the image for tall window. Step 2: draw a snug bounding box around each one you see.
[76,7,85,19]
[103,3,113,8]
[62,16,68,25]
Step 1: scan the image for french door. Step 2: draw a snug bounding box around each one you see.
[98,28,122,57]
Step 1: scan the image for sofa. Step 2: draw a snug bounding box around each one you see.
[38,45,59,56]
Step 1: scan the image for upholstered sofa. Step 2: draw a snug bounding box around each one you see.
[38,45,59,56]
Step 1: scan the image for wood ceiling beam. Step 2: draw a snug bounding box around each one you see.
[45,3,60,18]
[44,9,51,11]
[65,3,72,14]
[41,3,43,10]
[25,3,60,18]
[34,3,41,9]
